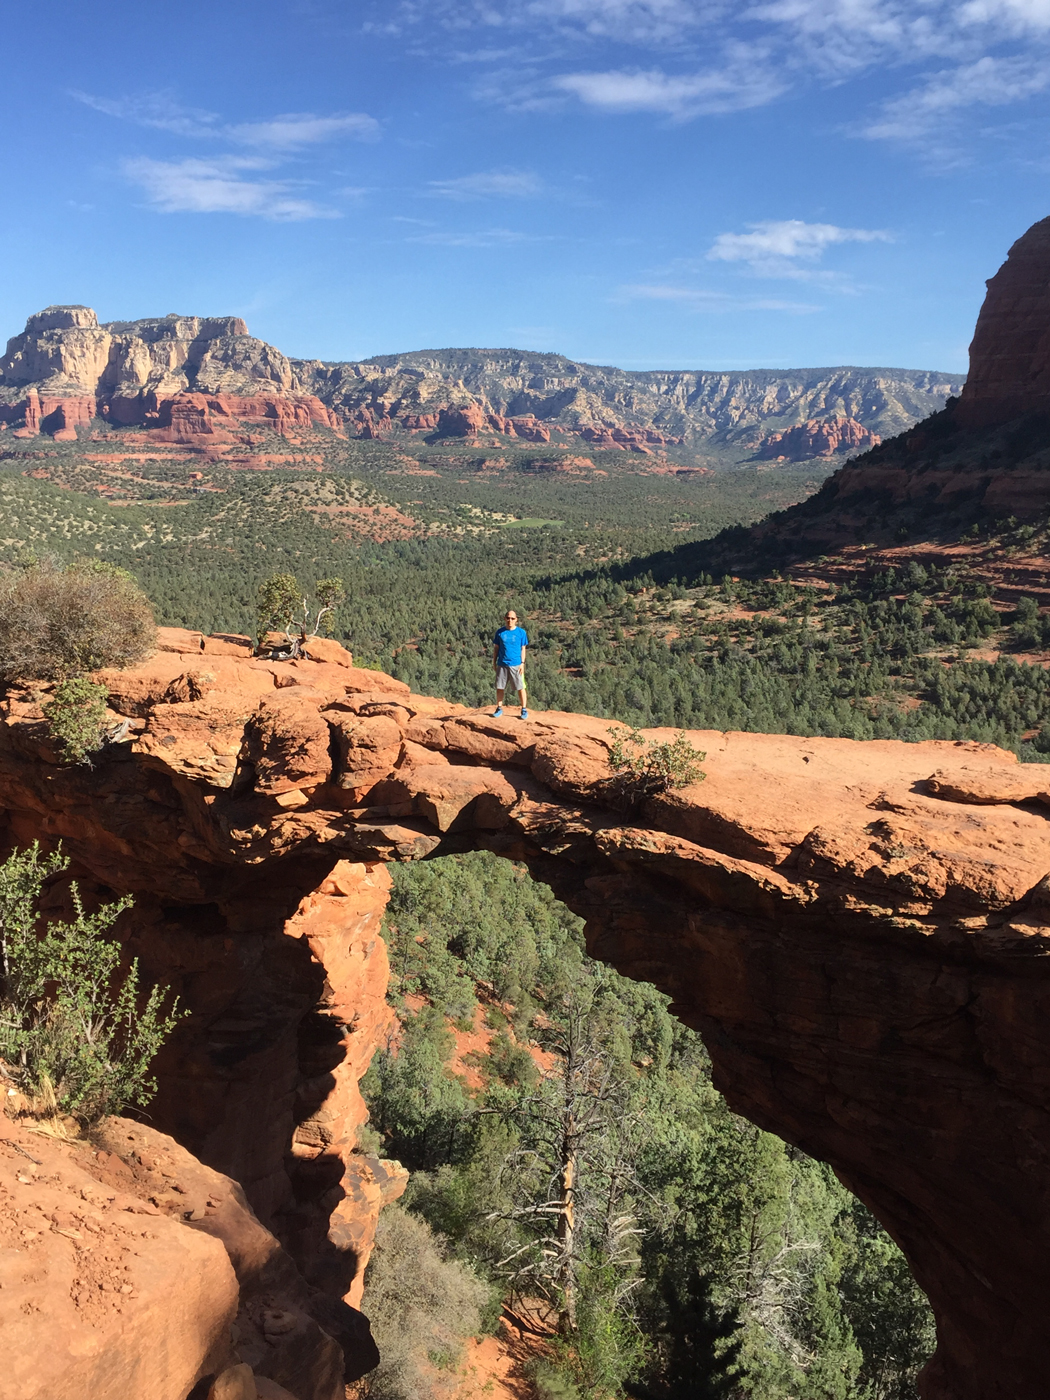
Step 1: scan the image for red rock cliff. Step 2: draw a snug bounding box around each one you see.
[958,214,1050,425]
[756,415,880,460]
[0,1109,379,1400]
[3,632,1050,1397]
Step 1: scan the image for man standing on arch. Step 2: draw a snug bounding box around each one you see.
[492,609,529,719]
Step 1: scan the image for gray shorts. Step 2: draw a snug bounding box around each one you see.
[496,664,525,694]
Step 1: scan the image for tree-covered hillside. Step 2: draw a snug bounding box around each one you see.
[2,449,1049,761]
[356,851,934,1400]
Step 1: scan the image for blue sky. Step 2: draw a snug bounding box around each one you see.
[3,0,1050,373]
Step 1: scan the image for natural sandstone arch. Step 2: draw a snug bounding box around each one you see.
[3,630,1050,1400]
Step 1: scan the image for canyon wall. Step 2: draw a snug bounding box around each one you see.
[0,306,339,440]
[0,305,961,456]
[3,632,1050,1398]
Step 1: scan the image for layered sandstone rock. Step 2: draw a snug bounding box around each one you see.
[0,307,342,441]
[958,215,1050,425]
[0,306,959,452]
[755,415,880,461]
[297,350,959,450]
[2,633,1050,1396]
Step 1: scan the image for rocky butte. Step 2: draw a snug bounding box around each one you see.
[2,628,1050,1399]
[0,304,961,461]
[707,215,1050,566]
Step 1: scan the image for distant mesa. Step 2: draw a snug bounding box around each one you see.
[0,304,963,463]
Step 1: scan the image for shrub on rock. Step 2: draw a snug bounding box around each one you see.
[0,557,156,681]
[0,843,182,1123]
[42,676,110,765]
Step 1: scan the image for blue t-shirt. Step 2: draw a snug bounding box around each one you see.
[494,626,528,667]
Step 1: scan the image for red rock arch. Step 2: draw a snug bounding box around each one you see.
[3,628,1050,1399]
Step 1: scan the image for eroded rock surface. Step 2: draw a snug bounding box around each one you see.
[755,414,880,460]
[3,633,1050,1398]
[0,1112,376,1400]
[0,306,960,451]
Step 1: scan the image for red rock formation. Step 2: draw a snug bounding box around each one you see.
[0,305,960,457]
[958,215,1050,426]
[4,633,1050,1396]
[145,393,342,441]
[438,403,488,436]
[756,415,880,460]
[400,412,439,431]
[0,1112,376,1400]
[7,391,98,439]
[1,387,340,442]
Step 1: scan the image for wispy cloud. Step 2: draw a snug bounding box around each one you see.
[75,90,379,149]
[860,53,1050,148]
[226,112,380,148]
[75,89,380,219]
[427,169,544,198]
[376,0,1050,150]
[708,219,891,274]
[552,59,785,117]
[619,283,820,311]
[122,157,339,220]
[406,226,545,246]
[71,90,220,138]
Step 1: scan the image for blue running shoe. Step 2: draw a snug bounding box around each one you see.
[520,708,529,719]
[492,707,503,717]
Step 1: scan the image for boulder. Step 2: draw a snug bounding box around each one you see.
[244,697,333,795]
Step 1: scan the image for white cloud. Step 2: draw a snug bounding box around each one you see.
[428,169,543,198]
[709,219,891,267]
[71,90,220,137]
[527,0,714,43]
[552,58,785,116]
[958,0,1050,32]
[379,0,1050,149]
[386,0,715,44]
[620,283,820,310]
[226,112,380,149]
[75,91,379,219]
[123,157,339,220]
[861,54,1050,144]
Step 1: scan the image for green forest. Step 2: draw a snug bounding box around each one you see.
[1,439,1049,761]
[356,852,934,1400]
[3,426,1049,1399]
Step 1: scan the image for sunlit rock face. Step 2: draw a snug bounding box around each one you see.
[3,630,1050,1398]
[0,303,960,451]
[0,305,342,438]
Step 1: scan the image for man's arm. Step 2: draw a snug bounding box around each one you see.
[493,644,499,670]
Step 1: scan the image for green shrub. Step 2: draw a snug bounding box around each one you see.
[607,727,706,811]
[357,1203,491,1400]
[0,558,156,682]
[0,844,182,1124]
[42,677,109,765]
[256,571,345,650]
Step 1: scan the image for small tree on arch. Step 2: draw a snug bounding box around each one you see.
[256,573,345,653]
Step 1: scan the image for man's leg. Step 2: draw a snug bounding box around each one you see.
[518,678,528,717]
[494,684,505,716]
